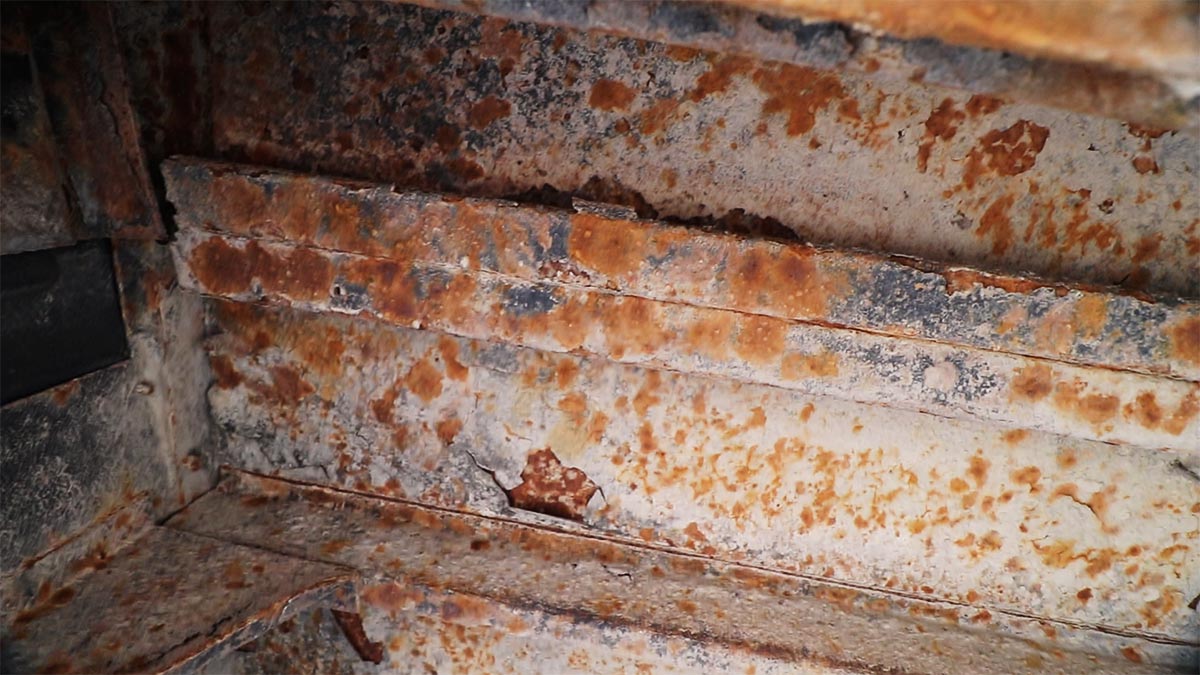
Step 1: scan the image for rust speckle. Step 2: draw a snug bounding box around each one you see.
[588,78,636,112]
[405,358,443,403]
[467,95,511,129]
[962,120,1050,189]
[1010,364,1053,401]
[507,448,599,521]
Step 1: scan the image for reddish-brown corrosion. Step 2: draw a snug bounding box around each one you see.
[507,448,599,521]
[330,610,385,664]
[588,79,636,112]
[1168,317,1200,366]
[751,63,846,137]
[467,95,512,129]
[962,121,1050,189]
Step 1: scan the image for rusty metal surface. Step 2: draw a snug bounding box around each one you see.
[723,0,1200,82]
[1,525,357,675]
[201,1,1199,297]
[185,296,1200,644]
[0,17,77,255]
[415,0,1198,131]
[0,240,213,592]
[0,3,165,253]
[166,161,1200,453]
[171,470,1198,672]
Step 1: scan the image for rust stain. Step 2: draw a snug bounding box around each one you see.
[1121,646,1143,663]
[1010,363,1053,401]
[967,455,990,488]
[1167,316,1200,366]
[689,54,754,102]
[209,354,245,389]
[437,337,469,381]
[1131,156,1160,175]
[733,316,788,364]
[916,98,963,173]
[727,246,831,317]
[780,351,840,379]
[751,63,846,137]
[467,95,512,129]
[436,418,463,445]
[683,314,735,360]
[567,213,646,280]
[977,194,1016,255]
[507,448,599,521]
[588,78,636,112]
[1000,429,1029,445]
[405,358,443,403]
[1052,380,1119,427]
[961,120,1050,189]
[370,382,402,425]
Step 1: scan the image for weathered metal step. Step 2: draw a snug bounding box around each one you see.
[0,525,356,674]
[164,159,1200,450]
[169,470,1196,674]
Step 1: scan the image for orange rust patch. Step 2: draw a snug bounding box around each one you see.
[967,455,990,488]
[690,54,754,102]
[1168,316,1200,366]
[437,337,468,382]
[1000,429,1029,445]
[751,63,845,137]
[799,402,815,422]
[210,355,244,389]
[1073,295,1109,339]
[977,194,1016,255]
[405,358,443,403]
[1010,363,1053,401]
[965,95,1003,116]
[1121,647,1143,663]
[588,78,636,112]
[916,98,963,173]
[734,315,788,364]
[1011,466,1041,490]
[727,246,832,317]
[371,382,401,425]
[781,351,840,379]
[467,95,511,129]
[507,448,599,521]
[567,213,646,279]
[1052,381,1119,427]
[684,313,734,360]
[362,583,423,615]
[604,297,668,358]
[436,418,463,445]
[1131,234,1163,265]
[638,98,682,136]
[1131,156,1159,175]
[962,120,1050,189]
